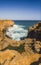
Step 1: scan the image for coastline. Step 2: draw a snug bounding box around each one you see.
[0,20,41,65]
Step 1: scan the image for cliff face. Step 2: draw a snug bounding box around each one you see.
[0,20,14,50]
[0,20,41,65]
[27,22,41,41]
[0,20,14,31]
[24,22,41,55]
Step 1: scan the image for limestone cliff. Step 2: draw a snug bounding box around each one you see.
[0,49,41,65]
[0,20,14,50]
[0,20,41,65]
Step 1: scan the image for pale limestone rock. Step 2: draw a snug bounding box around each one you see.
[0,50,41,65]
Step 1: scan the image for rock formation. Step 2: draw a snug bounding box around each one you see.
[0,20,14,50]
[0,49,41,65]
[0,20,41,65]
[27,22,41,41]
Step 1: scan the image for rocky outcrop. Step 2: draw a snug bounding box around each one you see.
[27,22,41,41]
[0,20,15,50]
[0,20,41,65]
[0,20,14,41]
[24,22,41,54]
[24,38,41,54]
[0,20,14,31]
[0,49,41,65]
[0,20,24,50]
[0,49,23,65]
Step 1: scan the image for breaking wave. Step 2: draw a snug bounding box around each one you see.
[6,24,28,41]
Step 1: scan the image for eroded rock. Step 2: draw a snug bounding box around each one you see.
[0,50,41,65]
[0,20,41,65]
[28,22,41,41]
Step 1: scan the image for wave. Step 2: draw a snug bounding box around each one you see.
[6,24,28,41]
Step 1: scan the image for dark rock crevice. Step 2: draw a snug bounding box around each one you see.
[1,44,25,54]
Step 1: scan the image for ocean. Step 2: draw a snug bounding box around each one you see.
[14,20,39,29]
[6,20,40,41]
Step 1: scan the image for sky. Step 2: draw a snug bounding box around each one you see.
[0,0,41,20]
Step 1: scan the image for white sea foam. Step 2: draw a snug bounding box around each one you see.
[6,24,28,41]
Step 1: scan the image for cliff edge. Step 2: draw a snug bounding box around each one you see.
[0,20,41,65]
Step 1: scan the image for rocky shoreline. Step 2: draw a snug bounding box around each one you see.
[0,20,41,65]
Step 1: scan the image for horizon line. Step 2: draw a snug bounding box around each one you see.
[0,19,41,21]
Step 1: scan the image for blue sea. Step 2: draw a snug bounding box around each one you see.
[6,20,40,41]
[14,20,40,28]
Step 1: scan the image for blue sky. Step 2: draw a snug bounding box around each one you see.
[0,0,41,20]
